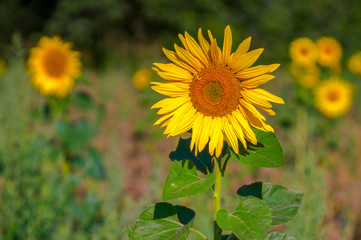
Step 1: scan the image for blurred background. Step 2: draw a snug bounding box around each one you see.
[0,0,361,239]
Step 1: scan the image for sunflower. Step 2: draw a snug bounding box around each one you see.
[133,68,152,90]
[316,37,342,68]
[348,51,361,76]
[289,62,320,88]
[151,26,284,157]
[28,36,81,98]
[314,78,353,118]
[289,37,318,66]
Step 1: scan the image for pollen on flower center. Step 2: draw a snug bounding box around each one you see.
[44,49,66,78]
[189,66,241,117]
[203,81,224,104]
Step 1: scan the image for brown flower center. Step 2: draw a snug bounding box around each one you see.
[189,66,241,117]
[43,49,67,78]
[327,89,340,102]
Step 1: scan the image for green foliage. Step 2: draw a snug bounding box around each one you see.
[169,138,214,174]
[125,202,195,240]
[230,129,285,168]
[237,182,304,225]
[162,160,215,201]
[216,196,272,240]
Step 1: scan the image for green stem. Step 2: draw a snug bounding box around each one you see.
[213,157,223,240]
[190,228,208,240]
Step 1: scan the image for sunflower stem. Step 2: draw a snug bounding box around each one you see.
[213,157,223,240]
[190,228,208,240]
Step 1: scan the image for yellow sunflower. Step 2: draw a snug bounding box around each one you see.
[348,51,361,76]
[133,68,152,90]
[289,62,320,88]
[316,37,342,68]
[28,36,81,98]
[289,37,318,66]
[151,26,284,157]
[314,78,353,118]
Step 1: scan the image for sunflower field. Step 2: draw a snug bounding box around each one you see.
[1,0,361,240]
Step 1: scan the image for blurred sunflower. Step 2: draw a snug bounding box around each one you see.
[289,63,320,88]
[0,58,5,76]
[28,36,81,98]
[348,51,361,76]
[133,68,152,90]
[152,26,284,157]
[316,37,342,69]
[289,37,318,66]
[314,78,353,118]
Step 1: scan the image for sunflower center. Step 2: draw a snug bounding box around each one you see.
[327,89,340,102]
[189,66,241,117]
[43,49,67,78]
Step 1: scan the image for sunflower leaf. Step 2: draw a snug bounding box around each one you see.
[162,160,215,201]
[230,129,285,168]
[124,202,195,240]
[169,138,213,174]
[216,196,272,240]
[265,231,296,240]
[237,182,303,225]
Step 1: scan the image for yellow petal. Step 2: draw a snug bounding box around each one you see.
[209,39,221,66]
[208,117,222,155]
[163,48,197,74]
[236,64,280,79]
[242,90,273,109]
[198,28,210,57]
[174,44,204,71]
[215,130,224,158]
[154,96,190,115]
[153,63,193,82]
[164,102,194,136]
[231,48,264,73]
[222,25,232,65]
[154,111,175,126]
[190,113,203,152]
[151,81,189,97]
[240,99,265,121]
[233,110,257,145]
[228,115,247,149]
[249,88,285,104]
[229,37,251,66]
[240,74,275,88]
[198,116,212,152]
[222,117,239,154]
[185,32,209,66]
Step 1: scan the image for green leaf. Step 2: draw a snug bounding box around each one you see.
[169,138,213,174]
[125,202,195,240]
[216,196,272,240]
[162,160,215,201]
[230,129,285,168]
[237,182,303,225]
[265,232,296,240]
[57,121,93,151]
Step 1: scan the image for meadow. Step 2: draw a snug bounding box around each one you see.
[0,1,361,239]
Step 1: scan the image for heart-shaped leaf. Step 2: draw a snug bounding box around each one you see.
[237,182,303,225]
[216,196,272,240]
[265,231,296,240]
[230,129,284,168]
[162,160,215,201]
[125,202,195,240]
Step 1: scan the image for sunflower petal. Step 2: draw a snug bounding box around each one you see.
[240,74,275,88]
[229,37,251,66]
[174,44,204,70]
[222,25,232,65]
[163,48,197,74]
[231,48,264,73]
[198,28,210,56]
[185,31,209,66]
[236,64,280,79]
[223,117,239,154]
